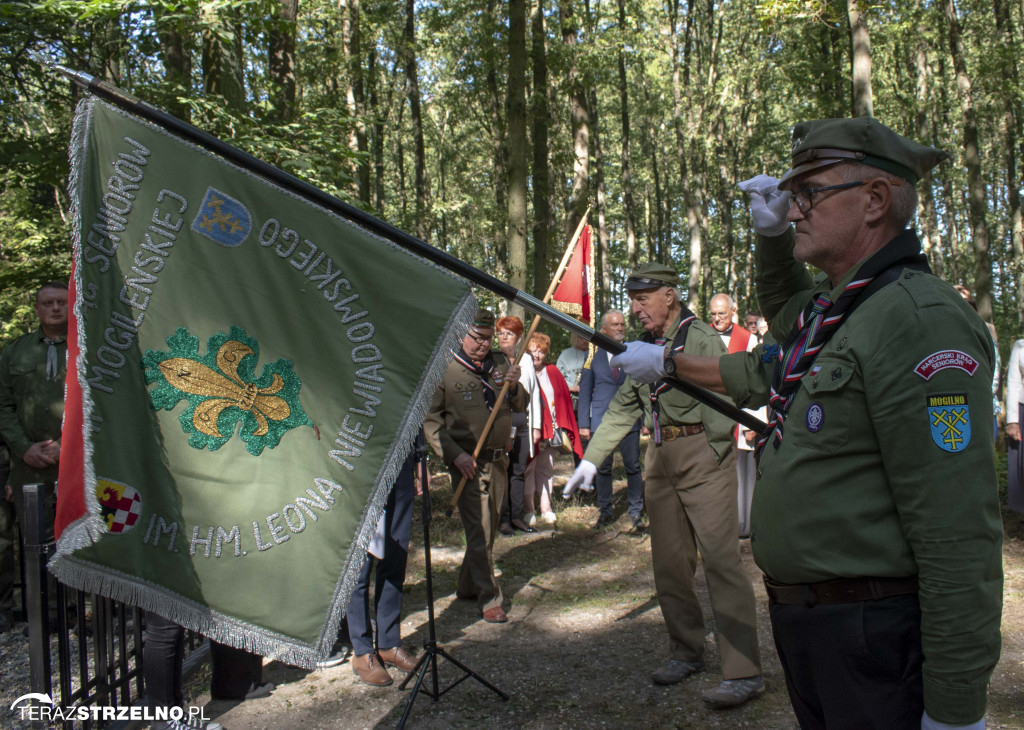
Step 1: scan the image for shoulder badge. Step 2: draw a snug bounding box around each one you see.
[914,350,979,380]
[927,393,971,452]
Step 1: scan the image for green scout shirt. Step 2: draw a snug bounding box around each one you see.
[0,328,67,488]
[424,351,527,467]
[719,228,1002,725]
[584,314,735,466]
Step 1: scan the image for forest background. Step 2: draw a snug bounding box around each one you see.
[1,0,1022,363]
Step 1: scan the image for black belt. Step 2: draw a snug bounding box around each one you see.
[763,575,919,607]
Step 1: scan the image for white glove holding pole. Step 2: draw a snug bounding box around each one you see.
[609,341,666,384]
[738,174,791,237]
[562,460,598,499]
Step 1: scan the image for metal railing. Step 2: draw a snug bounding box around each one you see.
[19,483,204,729]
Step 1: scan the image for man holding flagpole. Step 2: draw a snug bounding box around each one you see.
[424,309,525,624]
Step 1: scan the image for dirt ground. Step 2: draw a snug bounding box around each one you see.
[187,453,1024,730]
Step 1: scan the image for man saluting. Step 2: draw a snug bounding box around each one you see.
[612,118,1002,730]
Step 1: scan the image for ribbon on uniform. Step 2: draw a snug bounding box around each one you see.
[755,229,932,459]
[450,348,497,411]
[646,311,697,445]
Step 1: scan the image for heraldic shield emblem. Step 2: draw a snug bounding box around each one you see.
[191,186,252,247]
[927,393,972,453]
[96,478,142,533]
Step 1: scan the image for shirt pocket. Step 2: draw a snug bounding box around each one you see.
[789,356,857,453]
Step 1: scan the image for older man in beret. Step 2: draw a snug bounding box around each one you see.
[565,263,764,708]
[611,118,1002,730]
[424,308,524,624]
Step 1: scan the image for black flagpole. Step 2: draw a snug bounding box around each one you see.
[45,62,767,437]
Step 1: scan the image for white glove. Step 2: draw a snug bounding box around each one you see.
[562,460,597,499]
[610,341,666,384]
[738,174,791,236]
[921,711,985,730]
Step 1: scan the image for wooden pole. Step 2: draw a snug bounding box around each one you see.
[445,210,591,517]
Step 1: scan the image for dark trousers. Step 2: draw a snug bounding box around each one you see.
[595,429,643,519]
[1008,404,1024,513]
[144,612,263,707]
[501,415,529,524]
[144,612,184,710]
[769,593,923,729]
[346,455,415,656]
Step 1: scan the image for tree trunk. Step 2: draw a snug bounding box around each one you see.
[268,0,298,123]
[847,0,874,117]
[944,0,993,322]
[403,0,429,241]
[154,5,193,122]
[995,0,1024,326]
[342,0,370,205]
[617,0,638,273]
[531,0,552,301]
[507,0,528,315]
[201,5,245,111]
[485,0,508,278]
[562,0,589,241]
[913,5,945,278]
[590,87,610,315]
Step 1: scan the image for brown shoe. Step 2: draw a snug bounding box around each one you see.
[378,645,418,672]
[482,606,508,623]
[352,653,393,686]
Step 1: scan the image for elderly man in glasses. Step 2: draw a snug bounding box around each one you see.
[608,118,1002,730]
[424,308,524,624]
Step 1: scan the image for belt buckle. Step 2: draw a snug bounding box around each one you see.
[491,448,504,461]
[661,427,678,442]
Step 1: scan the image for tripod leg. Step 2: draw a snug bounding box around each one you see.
[434,647,510,700]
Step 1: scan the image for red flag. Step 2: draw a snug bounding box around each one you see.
[550,225,594,327]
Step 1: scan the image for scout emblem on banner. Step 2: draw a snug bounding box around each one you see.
[51,97,475,667]
[927,393,972,453]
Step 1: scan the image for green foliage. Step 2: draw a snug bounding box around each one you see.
[0,0,1021,352]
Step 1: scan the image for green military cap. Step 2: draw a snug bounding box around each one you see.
[473,308,496,329]
[778,117,949,190]
[625,263,682,290]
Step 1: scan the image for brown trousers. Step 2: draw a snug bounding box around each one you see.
[644,433,761,679]
[453,459,507,613]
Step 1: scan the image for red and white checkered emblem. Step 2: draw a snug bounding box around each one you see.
[96,479,143,534]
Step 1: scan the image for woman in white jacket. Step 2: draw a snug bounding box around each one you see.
[495,316,543,533]
[1005,338,1024,513]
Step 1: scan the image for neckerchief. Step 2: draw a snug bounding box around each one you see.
[42,334,65,382]
[644,308,697,445]
[451,348,497,410]
[755,230,931,458]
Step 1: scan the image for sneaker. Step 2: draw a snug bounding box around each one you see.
[316,641,350,668]
[541,511,557,524]
[701,676,766,708]
[650,659,705,685]
[631,515,646,533]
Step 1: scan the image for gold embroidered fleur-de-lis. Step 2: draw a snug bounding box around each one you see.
[158,340,291,438]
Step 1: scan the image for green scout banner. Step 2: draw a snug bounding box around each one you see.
[50,96,475,667]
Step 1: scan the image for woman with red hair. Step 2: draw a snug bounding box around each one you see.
[495,316,541,534]
[524,333,583,524]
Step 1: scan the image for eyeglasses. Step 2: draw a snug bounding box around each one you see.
[790,180,865,214]
[496,331,518,339]
[466,331,492,345]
